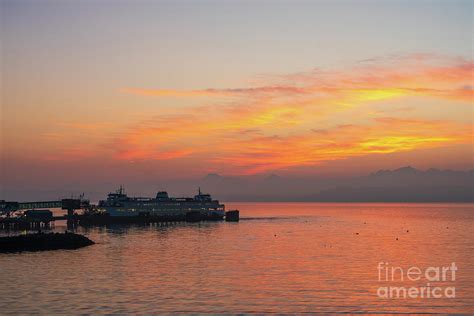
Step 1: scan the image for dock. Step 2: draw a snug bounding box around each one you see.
[1,198,239,230]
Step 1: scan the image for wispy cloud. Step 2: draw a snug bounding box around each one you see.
[122,86,308,97]
[206,118,472,174]
[113,55,473,174]
[123,54,473,103]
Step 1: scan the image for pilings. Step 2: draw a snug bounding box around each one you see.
[225,210,240,222]
[0,218,53,231]
[1,210,240,230]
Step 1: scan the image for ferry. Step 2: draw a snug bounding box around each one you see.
[97,186,225,219]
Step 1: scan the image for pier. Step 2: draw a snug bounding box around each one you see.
[0,217,54,230]
[1,198,239,230]
[0,198,85,231]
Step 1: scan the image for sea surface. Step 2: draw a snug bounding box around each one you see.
[1,203,473,314]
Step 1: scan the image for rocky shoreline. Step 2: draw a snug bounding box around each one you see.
[0,232,95,253]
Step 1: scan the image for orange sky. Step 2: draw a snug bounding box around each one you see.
[111,55,473,175]
[1,1,473,192]
[2,54,473,180]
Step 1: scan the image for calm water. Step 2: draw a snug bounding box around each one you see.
[1,203,473,314]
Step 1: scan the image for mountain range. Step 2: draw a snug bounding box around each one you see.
[2,167,473,202]
[161,166,474,202]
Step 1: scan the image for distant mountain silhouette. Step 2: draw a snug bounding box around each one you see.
[366,166,473,189]
[202,173,223,181]
[264,174,282,182]
[2,167,473,202]
[159,167,473,202]
[372,166,419,176]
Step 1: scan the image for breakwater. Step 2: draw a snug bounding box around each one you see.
[0,232,95,253]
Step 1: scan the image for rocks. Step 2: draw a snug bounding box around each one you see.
[0,232,95,253]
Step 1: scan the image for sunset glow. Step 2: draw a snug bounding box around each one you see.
[1,0,472,190]
[111,56,473,174]
[1,2,473,314]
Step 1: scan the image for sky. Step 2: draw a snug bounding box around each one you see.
[1,0,473,196]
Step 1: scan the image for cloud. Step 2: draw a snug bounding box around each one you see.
[111,55,473,174]
[122,86,308,98]
[123,55,473,107]
[210,117,472,174]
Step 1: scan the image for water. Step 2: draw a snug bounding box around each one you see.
[1,203,473,314]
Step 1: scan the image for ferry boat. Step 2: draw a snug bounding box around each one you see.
[97,186,225,219]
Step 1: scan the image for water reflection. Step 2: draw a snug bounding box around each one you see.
[0,203,473,314]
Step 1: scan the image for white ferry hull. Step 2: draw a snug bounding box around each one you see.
[103,207,225,218]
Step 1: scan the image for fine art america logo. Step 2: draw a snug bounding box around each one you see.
[377,262,457,299]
